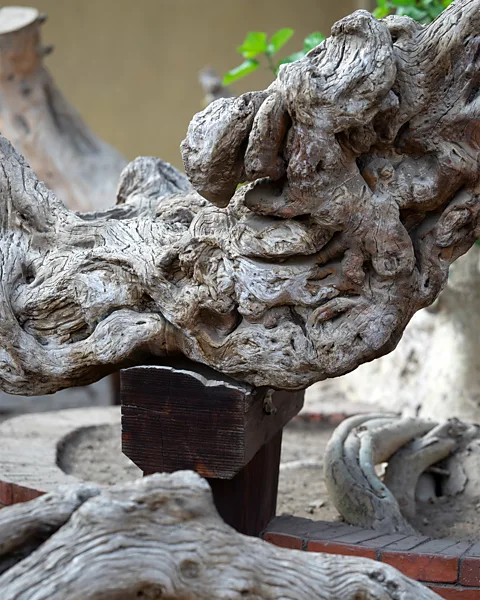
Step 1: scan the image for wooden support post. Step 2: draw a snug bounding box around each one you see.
[120,359,304,536]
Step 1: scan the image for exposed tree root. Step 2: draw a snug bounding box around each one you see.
[324,414,480,534]
[0,472,441,599]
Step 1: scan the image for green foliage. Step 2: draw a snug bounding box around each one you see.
[223,59,260,86]
[303,32,326,52]
[223,0,453,86]
[278,31,325,67]
[373,0,452,23]
[268,28,295,55]
[224,28,305,85]
[237,32,268,58]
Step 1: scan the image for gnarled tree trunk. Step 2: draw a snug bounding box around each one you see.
[0,0,480,396]
[309,246,480,423]
[323,412,480,534]
[0,471,441,599]
[0,5,130,408]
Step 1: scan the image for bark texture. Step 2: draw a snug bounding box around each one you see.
[309,246,480,423]
[0,471,441,599]
[0,6,127,211]
[1,0,480,395]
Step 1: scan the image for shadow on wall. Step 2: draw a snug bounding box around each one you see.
[25,0,373,169]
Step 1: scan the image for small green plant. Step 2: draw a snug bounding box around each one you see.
[373,0,452,22]
[223,0,453,87]
[223,29,324,85]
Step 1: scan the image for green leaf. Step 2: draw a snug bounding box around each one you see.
[373,5,391,17]
[397,5,429,20]
[237,32,268,59]
[303,32,325,53]
[277,51,306,66]
[267,28,294,56]
[222,59,259,85]
[390,0,415,6]
[427,5,445,19]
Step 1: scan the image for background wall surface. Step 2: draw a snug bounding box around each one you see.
[18,0,373,168]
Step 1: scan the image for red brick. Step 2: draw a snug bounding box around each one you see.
[437,542,473,558]
[334,529,384,544]
[307,540,376,559]
[460,556,480,587]
[264,516,354,540]
[429,585,480,599]
[381,551,458,583]
[264,532,303,550]
[465,542,480,557]
[308,523,363,541]
[328,413,347,425]
[359,533,408,549]
[11,483,43,504]
[0,480,13,505]
[417,539,468,555]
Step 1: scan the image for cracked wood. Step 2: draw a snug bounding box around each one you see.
[0,0,480,394]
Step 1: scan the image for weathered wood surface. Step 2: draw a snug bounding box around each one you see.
[324,413,480,534]
[206,430,283,536]
[0,471,442,599]
[1,0,480,396]
[0,4,132,408]
[309,245,480,423]
[121,362,303,535]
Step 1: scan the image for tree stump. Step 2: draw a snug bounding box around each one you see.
[121,360,304,535]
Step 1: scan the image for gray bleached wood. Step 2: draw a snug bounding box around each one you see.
[1,0,480,395]
[0,471,442,599]
[0,483,100,575]
[324,413,480,534]
[308,245,480,424]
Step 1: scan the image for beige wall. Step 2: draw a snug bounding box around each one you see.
[20,0,373,169]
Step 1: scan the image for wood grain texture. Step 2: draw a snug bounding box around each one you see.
[207,430,283,536]
[324,413,480,535]
[0,0,480,395]
[121,362,302,536]
[121,363,304,477]
[0,471,442,599]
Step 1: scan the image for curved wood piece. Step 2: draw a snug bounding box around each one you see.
[0,471,442,599]
[324,413,479,534]
[324,414,433,534]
